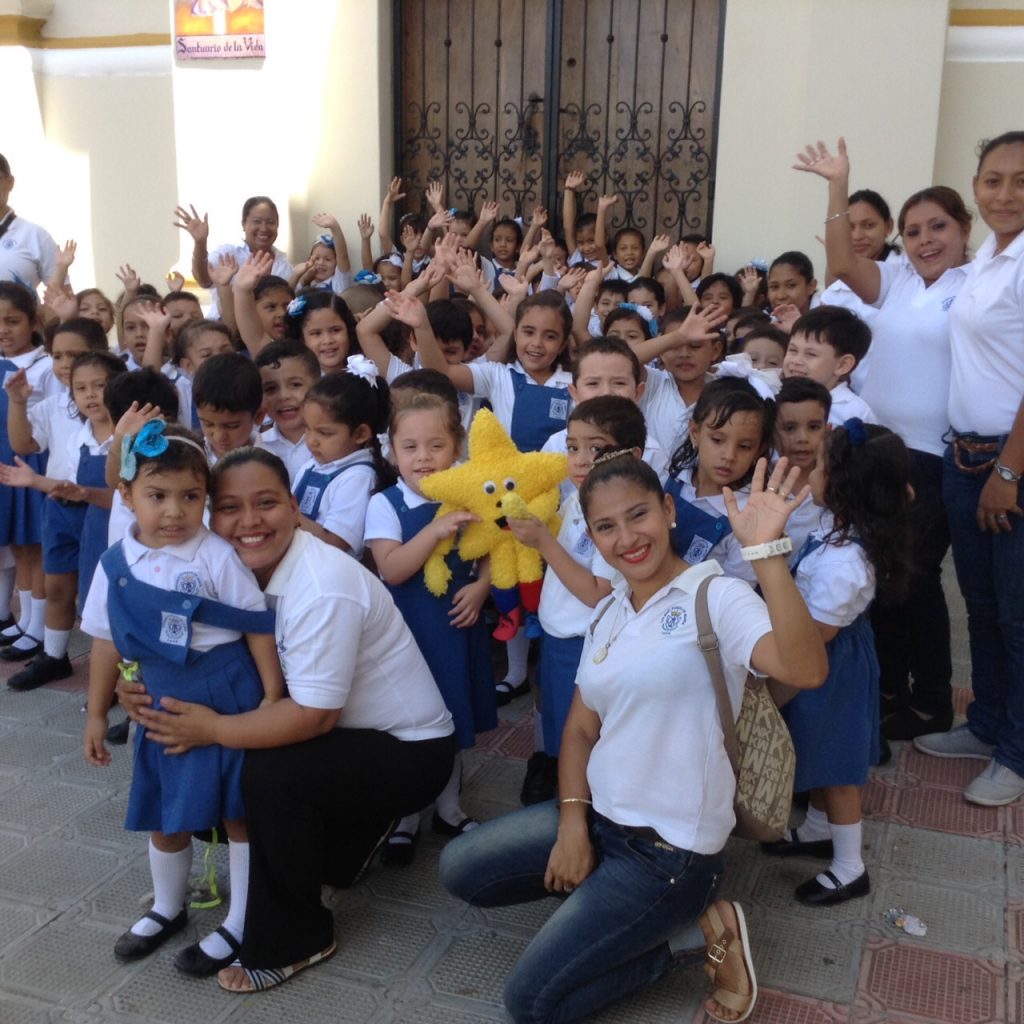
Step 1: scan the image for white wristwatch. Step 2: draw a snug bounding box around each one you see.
[740,536,794,562]
[995,462,1022,484]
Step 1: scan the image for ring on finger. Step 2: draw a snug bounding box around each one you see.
[766,486,779,494]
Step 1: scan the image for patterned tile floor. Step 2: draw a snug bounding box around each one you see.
[0,570,1017,1023]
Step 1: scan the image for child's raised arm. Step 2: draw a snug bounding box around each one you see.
[399,224,421,289]
[245,632,285,704]
[105,401,163,488]
[370,509,478,586]
[562,171,585,254]
[385,289,475,393]
[378,176,405,256]
[661,243,700,307]
[571,261,611,347]
[697,240,715,277]
[4,370,40,456]
[464,200,498,253]
[446,249,515,349]
[358,214,375,270]
[631,304,726,366]
[507,515,612,608]
[47,239,76,293]
[354,296,402,379]
[638,233,671,279]
[232,250,276,357]
[139,302,171,372]
[207,253,239,332]
[594,193,620,264]
[522,205,547,253]
[174,204,212,288]
[312,212,352,273]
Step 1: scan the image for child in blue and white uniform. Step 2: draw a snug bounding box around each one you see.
[82,420,284,976]
[293,355,395,558]
[765,420,912,908]
[290,212,354,295]
[365,389,494,861]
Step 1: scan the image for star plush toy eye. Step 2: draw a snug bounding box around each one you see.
[419,410,567,639]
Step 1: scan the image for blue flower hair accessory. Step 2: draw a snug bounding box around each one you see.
[119,420,206,482]
[346,354,379,388]
[315,233,335,249]
[354,269,382,286]
[287,296,307,317]
[617,302,659,337]
[843,417,868,447]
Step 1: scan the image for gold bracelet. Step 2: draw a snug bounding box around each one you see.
[559,797,592,806]
[825,210,850,224]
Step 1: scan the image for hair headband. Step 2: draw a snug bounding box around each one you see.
[120,420,206,482]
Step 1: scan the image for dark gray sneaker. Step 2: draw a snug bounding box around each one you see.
[914,724,993,760]
[8,652,72,691]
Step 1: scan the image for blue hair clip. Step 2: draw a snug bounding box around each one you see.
[287,295,307,317]
[120,419,169,482]
[354,269,383,286]
[315,233,335,249]
[843,417,868,447]
[619,301,639,313]
[616,302,659,337]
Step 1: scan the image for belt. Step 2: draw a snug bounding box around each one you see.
[948,430,1001,475]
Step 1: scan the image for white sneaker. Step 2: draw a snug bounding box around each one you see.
[964,760,1024,806]
[913,724,993,760]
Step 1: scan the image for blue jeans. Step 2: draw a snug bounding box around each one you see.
[438,802,722,1024]
[943,444,1024,775]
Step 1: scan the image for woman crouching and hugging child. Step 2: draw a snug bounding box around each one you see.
[83,421,284,973]
[763,420,912,905]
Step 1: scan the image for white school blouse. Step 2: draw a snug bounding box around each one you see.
[27,392,80,480]
[794,529,875,628]
[292,448,376,558]
[858,259,965,456]
[263,529,454,741]
[467,361,574,432]
[948,229,1024,436]
[364,478,430,543]
[259,424,311,485]
[3,347,59,411]
[637,367,697,458]
[0,212,57,291]
[537,490,617,639]
[673,471,754,584]
[81,525,267,652]
[578,560,772,854]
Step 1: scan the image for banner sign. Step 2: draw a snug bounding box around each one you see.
[175,0,266,61]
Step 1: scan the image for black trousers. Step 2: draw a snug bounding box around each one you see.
[871,449,953,716]
[239,727,455,968]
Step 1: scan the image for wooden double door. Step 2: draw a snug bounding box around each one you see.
[395,0,724,239]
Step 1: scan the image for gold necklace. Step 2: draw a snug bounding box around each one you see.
[591,599,630,664]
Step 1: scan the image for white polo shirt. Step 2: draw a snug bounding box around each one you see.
[264,529,453,740]
[259,424,311,485]
[2,346,59,411]
[827,382,877,428]
[81,525,267,652]
[27,392,81,480]
[467,360,573,436]
[794,530,875,628]
[579,560,772,854]
[637,367,697,458]
[206,242,293,320]
[948,229,1024,436]
[292,448,376,557]
[672,471,754,584]
[537,490,618,639]
[858,259,965,456]
[0,212,57,291]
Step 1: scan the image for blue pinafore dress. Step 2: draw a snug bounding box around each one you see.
[381,486,496,749]
[0,352,48,545]
[783,535,881,792]
[665,475,732,566]
[508,369,570,453]
[101,541,275,833]
[76,443,111,608]
[294,460,360,520]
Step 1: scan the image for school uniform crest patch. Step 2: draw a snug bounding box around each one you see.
[159,612,189,647]
[661,606,686,634]
[174,571,202,595]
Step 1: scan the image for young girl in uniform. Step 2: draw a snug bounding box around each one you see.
[285,290,359,375]
[666,376,774,582]
[365,390,494,861]
[82,420,285,974]
[0,283,60,659]
[764,420,912,906]
[2,321,113,687]
[292,355,395,557]
[767,251,817,332]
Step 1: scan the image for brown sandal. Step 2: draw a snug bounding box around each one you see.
[701,902,757,1023]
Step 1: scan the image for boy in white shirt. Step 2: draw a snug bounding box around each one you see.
[782,307,878,427]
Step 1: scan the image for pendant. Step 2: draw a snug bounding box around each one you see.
[592,644,609,664]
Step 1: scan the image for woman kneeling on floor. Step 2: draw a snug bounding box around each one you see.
[439,452,828,1024]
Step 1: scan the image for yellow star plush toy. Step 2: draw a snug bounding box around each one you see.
[419,410,567,638]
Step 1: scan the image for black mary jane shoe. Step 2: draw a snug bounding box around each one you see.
[795,869,870,906]
[0,626,24,649]
[760,828,834,859]
[174,925,241,976]
[114,907,188,962]
[431,810,478,838]
[0,637,42,662]
[380,827,420,867]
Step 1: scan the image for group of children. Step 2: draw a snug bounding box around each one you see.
[0,171,922,971]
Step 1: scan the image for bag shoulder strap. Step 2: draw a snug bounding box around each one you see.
[695,574,740,775]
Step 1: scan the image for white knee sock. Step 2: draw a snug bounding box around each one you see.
[199,841,249,958]
[796,804,831,842]
[43,627,71,660]
[12,596,46,650]
[132,840,192,936]
[504,629,529,685]
[10,589,32,634]
[390,812,421,844]
[0,563,15,619]
[817,821,865,888]
[435,752,472,826]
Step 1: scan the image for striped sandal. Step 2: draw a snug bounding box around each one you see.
[701,901,757,1023]
[217,942,337,993]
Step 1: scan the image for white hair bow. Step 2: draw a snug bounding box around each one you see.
[346,354,379,387]
[714,353,781,401]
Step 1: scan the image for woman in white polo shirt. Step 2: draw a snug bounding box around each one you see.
[131,447,455,992]
[794,138,972,744]
[915,132,1024,808]
[0,153,58,292]
[440,454,827,1024]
